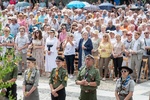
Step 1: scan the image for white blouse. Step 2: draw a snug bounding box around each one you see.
[64,41,76,55]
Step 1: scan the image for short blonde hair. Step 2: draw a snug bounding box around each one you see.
[3,27,10,32]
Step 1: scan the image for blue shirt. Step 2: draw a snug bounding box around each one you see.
[38,15,45,23]
[9,23,20,37]
[114,0,120,5]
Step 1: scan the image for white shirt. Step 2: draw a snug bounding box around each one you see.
[115,30,122,36]
[110,38,116,45]
[74,31,82,48]
[133,39,138,51]
[64,41,76,55]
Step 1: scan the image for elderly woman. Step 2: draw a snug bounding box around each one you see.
[78,31,93,69]
[112,34,125,81]
[23,57,40,100]
[98,34,112,81]
[115,66,135,100]
[91,30,101,56]
[0,27,14,56]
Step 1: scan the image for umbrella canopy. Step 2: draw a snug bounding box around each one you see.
[15,2,30,7]
[67,1,85,9]
[15,2,31,12]
[99,3,115,10]
[84,5,100,11]
[82,1,90,6]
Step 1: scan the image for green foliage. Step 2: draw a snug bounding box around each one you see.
[0,48,21,99]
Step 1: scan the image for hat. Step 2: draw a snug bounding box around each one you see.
[126,32,132,36]
[33,27,38,32]
[93,30,99,35]
[85,54,94,60]
[119,66,133,74]
[64,14,68,17]
[56,56,64,61]
[109,30,115,34]
[27,57,36,61]
[50,29,55,33]
[29,12,34,16]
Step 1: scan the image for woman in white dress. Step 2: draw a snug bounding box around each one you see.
[45,30,58,73]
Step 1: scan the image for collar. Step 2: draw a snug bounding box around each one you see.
[85,66,93,70]
[127,40,132,43]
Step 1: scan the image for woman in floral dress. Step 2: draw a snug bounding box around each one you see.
[32,30,44,76]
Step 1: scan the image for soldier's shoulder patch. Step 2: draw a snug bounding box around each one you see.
[64,76,68,81]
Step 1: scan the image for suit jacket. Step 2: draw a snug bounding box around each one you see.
[78,38,93,69]
[129,39,145,60]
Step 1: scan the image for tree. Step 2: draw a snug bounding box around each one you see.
[0,48,21,100]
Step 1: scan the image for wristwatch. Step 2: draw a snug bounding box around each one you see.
[88,82,90,86]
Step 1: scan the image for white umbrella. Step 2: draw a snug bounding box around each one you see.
[82,1,91,7]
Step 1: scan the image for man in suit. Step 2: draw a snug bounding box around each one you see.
[129,32,145,83]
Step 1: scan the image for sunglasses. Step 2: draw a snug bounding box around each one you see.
[121,70,128,73]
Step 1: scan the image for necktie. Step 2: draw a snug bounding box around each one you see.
[54,68,59,84]
[84,69,89,80]
[27,69,32,82]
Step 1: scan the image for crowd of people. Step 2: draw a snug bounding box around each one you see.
[0,0,150,100]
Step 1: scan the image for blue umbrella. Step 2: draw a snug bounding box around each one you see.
[15,2,30,8]
[15,2,31,12]
[67,1,85,9]
[99,3,115,10]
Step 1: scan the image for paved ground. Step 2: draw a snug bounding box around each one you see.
[16,75,150,100]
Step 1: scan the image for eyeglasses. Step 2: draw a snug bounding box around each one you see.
[121,70,128,73]
[55,60,61,62]
[144,32,149,34]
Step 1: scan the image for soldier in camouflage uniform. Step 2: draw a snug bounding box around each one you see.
[76,54,101,100]
[49,56,68,100]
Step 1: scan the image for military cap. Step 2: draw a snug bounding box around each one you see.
[85,54,94,60]
[27,57,36,61]
[56,56,64,61]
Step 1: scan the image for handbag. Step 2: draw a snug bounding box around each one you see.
[110,54,114,59]
[144,38,150,55]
